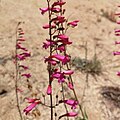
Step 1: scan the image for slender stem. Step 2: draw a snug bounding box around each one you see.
[15,22,23,120]
[47,0,53,120]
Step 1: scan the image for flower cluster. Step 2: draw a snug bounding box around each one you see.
[23,98,40,115]
[15,26,33,117]
[16,27,31,82]
[40,0,79,119]
[114,6,120,76]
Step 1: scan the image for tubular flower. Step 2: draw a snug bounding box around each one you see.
[51,7,61,13]
[16,43,28,51]
[21,73,31,78]
[39,8,49,15]
[50,54,70,65]
[52,1,66,7]
[23,101,40,115]
[115,41,120,44]
[68,82,74,90]
[113,51,120,55]
[57,44,65,52]
[59,112,78,119]
[53,16,66,24]
[17,38,25,41]
[47,85,52,95]
[19,65,29,70]
[117,72,120,76]
[57,34,68,41]
[43,24,56,29]
[68,20,79,27]
[64,99,78,109]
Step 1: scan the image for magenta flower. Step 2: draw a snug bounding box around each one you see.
[66,112,78,117]
[68,82,74,90]
[52,71,65,83]
[51,54,70,64]
[115,29,120,33]
[16,54,26,60]
[68,20,79,27]
[57,34,68,41]
[53,16,66,24]
[51,7,61,13]
[59,112,78,119]
[26,98,39,103]
[45,57,58,66]
[64,99,78,109]
[21,73,31,78]
[17,38,25,41]
[57,44,65,50]
[43,24,56,29]
[52,1,66,7]
[47,85,52,95]
[20,52,31,57]
[23,102,39,115]
[19,65,29,70]
[39,8,49,15]
[19,31,24,35]
[16,43,28,51]
[117,72,120,76]
[115,41,120,44]
[115,13,120,16]
[63,70,74,75]
[43,39,55,49]
[113,51,120,55]
[117,21,120,24]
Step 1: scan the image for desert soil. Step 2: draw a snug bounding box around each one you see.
[0,0,120,120]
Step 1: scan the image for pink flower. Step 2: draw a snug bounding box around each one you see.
[68,20,79,27]
[16,43,28,51]
[47,85,52,95]
[19,65,29,70]
[23,102,40,115]
[117,21,120,24]
[117,72,120,76]
[64,99,78,109]
[113,51,120,55]
[63,70,74,75]
[26,98,39,103]
[57,44,65,52]
[17,38,25,41]
[16,54,25,60]
[51,7,61,13]
[43,39,55,49]
[21,73,31,78]
[59,112,78,119]
[53,16,66,24]
[19,31,24,35]
[52,1,66,7]
[115,13,120,16]
[52,71,65,83]
[68,82,74,90]
[66,112,78,117]
[115,41,120,44]
[57,34,68,40]
[115,33,120,36]
[44,57,58,66]
[43,24,56,29]
[39,8,49,15]
[51,54,70,64]
[20,52,31,57]
[57,34,72,45]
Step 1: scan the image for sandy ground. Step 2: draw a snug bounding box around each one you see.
[0,0,120,120]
